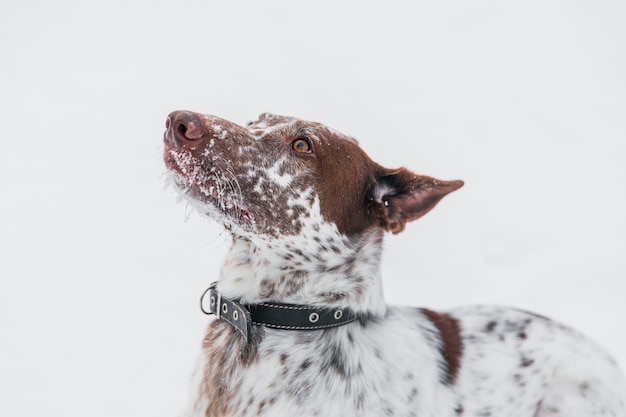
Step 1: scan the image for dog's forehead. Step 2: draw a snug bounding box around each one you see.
[247,113,297,128]
[244,113,357,144]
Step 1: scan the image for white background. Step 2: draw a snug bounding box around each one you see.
[1,1,624,416]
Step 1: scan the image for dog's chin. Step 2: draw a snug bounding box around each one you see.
[164,171,260,234]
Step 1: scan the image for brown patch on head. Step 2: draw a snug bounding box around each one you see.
[302,127,383,235]
[421,308,464,385]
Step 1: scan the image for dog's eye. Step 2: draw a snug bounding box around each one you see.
[291,138,312,153]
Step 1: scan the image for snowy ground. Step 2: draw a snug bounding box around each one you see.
[1,1,625,416]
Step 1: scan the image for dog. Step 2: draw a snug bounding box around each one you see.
[163,110,626,417]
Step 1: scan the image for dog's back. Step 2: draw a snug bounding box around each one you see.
[164,111,626,417]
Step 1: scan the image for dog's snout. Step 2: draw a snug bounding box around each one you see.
[165,110,206,146]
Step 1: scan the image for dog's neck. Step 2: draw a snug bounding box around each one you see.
[217,227,387,318]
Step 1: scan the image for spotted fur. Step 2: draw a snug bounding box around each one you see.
[163,111,626,417]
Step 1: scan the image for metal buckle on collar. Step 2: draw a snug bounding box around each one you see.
[200,282,252,342]
[200,281,219,316]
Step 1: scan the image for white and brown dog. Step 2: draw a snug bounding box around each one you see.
[163,111,625,417]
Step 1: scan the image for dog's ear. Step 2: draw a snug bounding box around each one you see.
[370,168,463,234]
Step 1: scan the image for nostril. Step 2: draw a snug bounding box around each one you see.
[178,120,204,140]
[177,122,188,137]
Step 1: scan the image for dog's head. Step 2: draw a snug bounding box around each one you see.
[163,111,463,239]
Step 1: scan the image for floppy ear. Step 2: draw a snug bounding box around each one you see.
[370,168,463,234]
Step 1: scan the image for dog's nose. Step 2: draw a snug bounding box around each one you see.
[165,111,206,146]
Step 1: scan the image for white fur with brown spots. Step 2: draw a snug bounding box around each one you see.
[164,111,626,417]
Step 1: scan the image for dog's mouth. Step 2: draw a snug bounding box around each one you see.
[164,147,259,227]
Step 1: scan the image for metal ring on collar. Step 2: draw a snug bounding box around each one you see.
[200,285,215,315]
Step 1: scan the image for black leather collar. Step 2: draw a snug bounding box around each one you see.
[200,282,360,343]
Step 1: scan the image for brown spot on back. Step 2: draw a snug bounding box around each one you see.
[421,308,464,385]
